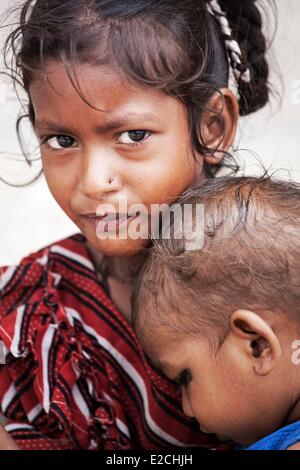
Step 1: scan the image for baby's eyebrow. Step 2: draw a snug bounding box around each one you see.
[35,112,162,134]
[149,356,179,381]
[156,358,175,373]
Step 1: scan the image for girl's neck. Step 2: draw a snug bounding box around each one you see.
[86,241,146,282]
[85,240,146,323]
[105,253,146,283]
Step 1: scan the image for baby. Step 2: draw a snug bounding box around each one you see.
[132,176,300,450]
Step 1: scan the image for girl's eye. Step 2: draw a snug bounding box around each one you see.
[117,130,150,146]
[42,135,76,150]
[178,369,192,390]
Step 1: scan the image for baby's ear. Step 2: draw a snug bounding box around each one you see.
[229,309,282,376]
[200,88,239,165]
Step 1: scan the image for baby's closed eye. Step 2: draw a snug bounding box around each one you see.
[178,369,192,390]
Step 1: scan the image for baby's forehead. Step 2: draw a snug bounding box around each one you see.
[138,324,189,365]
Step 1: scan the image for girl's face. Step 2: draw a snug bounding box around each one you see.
[29,62,205,256]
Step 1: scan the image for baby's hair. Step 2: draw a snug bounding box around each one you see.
[132,176,300,345]
[2,0,276,184]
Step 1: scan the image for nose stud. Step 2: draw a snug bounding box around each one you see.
[106,176,122,189]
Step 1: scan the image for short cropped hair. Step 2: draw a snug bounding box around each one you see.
[132,176,300,343]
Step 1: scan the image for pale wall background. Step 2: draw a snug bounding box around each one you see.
[0,0,300,266]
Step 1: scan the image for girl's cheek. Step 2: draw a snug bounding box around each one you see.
[41,163,73,210]
[42,153,77,184]
[142,162,200,203]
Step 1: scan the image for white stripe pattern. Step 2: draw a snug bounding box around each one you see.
[65,307,186,447]
[11,305,26,358]
[102,391,131,439]
[36,253,49,267]
[72,384,90,421]
[5,423,35,432]
[116,418,131,439]
[51,245,94,271]
[28,403,43,423]
[41,325,57,413]
[1,383,18,414]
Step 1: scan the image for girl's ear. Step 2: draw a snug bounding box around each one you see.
[229,309,282,376]
[200,88,239,165]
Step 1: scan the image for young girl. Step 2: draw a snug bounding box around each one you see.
[132,176,300,451]
[0,0,273,450]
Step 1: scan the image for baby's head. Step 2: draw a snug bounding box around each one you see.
[133,176,300,446]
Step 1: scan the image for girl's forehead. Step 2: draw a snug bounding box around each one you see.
[30,61,153,99]
[28,61,183,120]
[29,62,133,101]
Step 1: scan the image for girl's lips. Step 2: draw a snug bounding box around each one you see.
[83,213,137,233]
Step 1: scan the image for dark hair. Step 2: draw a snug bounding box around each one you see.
[3,0,275,184]
[132,176,300,345]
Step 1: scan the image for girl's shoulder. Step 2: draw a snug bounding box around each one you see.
[0,232,96,301]
[0,232,115,344]
[0,232,93,281]
[0,232,132,341]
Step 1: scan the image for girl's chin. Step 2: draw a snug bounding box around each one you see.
[77,215,150,256]
[86,235,150,257]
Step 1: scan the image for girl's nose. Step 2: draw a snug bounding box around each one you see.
[181,388,194,418]
[79,148,122,198]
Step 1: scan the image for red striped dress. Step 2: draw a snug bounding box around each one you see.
[0,233,225,450]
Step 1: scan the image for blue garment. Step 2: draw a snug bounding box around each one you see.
[243,421,300,450]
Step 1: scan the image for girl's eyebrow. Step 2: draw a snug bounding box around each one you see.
[34,112,162,134]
